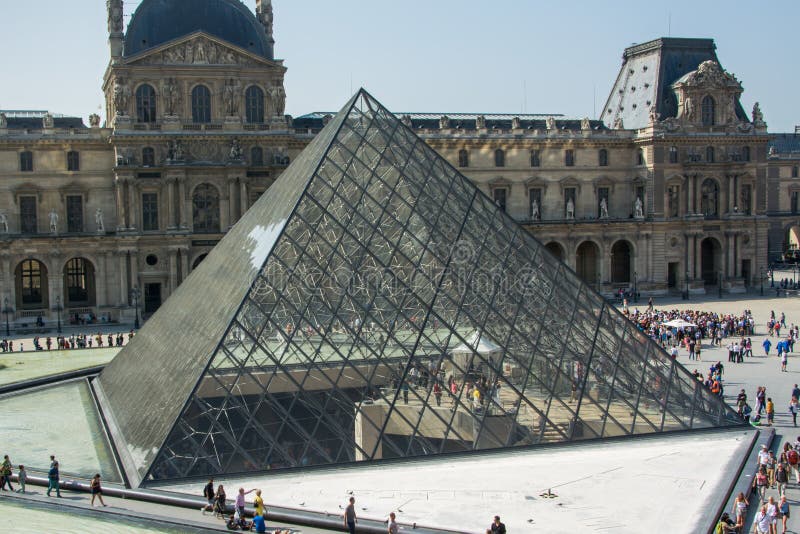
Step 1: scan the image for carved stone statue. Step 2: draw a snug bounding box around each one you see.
[164,46,185,64]
[512,116,521,129]
[89,113,101,127]
[546,116,556,130]
[49,209,59,234]
[42,112,54,129]
[400,114,412,127]
[599,197,609,219]
[162,78,180,116]
[475,115,486,129]
[648,105,660,123]
[530,199,540,221]
[229,138,243,160]
[683,96,693,120]
[113,78,130,116]
[167,139,184,161]
[95,208,105,233]
[107,0,123,33]
[322,114,333,125]
[223,79,241,116]
[565,198,575,220]
[581,117,591,130]
[634,197,644,218]
[257,0,274,38]
[752,102,764,124]
[439,115,450,129]
[0,213,8,233]
[0,113,6,128]
[612,117,624,130]
[194,40,207,63]
[268,85,286,117]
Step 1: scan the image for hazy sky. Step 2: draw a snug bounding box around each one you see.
[1,1,797,131]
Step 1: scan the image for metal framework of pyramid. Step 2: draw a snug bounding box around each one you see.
[95,90,743,487]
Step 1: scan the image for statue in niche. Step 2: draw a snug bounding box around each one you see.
[89,113,101,127]
[162,78,181,116]
[599,197,609,219]
[49,210,59,234]
[223,79,241,116]
[546,116,556,130]
[95,208,105,233]
[0,212,8,233]
[229,138,243,160]
[268,85,286,117]
[683,96,694,120]
[565,198,575,220]
[167,139,184,161]
[634,197,644,218]
[475,115,486,129]
[530,199,540,221]
[113,78,130,115]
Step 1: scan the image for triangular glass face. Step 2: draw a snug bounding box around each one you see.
[107,90,743,484]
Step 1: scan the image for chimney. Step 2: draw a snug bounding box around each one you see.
[107,0,125,60]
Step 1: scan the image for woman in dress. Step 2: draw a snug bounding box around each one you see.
[731,491,748,526]
[90,473,107,507]
[214,484,227,518]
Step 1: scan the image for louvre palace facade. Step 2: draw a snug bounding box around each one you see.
[0,0,797,328]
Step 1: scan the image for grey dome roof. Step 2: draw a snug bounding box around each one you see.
[124,0,272,59]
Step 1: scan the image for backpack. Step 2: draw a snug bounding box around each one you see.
[715,521,725,534]
[788,449,799,465]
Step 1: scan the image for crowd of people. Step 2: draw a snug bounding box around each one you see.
[0,331,133,353]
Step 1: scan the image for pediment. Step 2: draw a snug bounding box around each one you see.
[125,32,284,69]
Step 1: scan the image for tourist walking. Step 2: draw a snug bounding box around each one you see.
[490,515,507,534]
[776,463,789,498]
[16,465,26,493]
[0,455,13,491]
[253,488,265,518]
[780,496,790,534]
[732,492,748,526]
[343,496,357,534]
[235,487,255,519]
[755,505,770,534]
[790,397,799,427]
[46,461,61,497]
[388,512,399,534]
[213,484,227,518]
[764,338,772,356]
[90,473,107,506]
[767,398,776,427]
[756,466,769,503]
[767,496,778,534]
[201,478,215,513]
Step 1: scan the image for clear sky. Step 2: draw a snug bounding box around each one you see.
[1,0,797,131]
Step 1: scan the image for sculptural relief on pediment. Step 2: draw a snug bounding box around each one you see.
[132,37,262,66]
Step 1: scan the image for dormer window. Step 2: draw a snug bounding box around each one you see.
[701,95,715,126]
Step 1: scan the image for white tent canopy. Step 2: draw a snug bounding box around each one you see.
[662,319,697,328]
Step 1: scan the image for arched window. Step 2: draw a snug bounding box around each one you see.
[494,149,505,167]
[598,149,608,167]
[669,146,678,164]
[251,146,264,166]
[142,147,155,167]
[700,178,719,217]
[64,258,95,305]
[458,149,469,168]
[135,84,157,123]
[16,259,47,309]
[701,95,715,126]
[192,183,220,232]
[565,149,575,167]
[192,85,212,123]
[245,86,264,124]
[742,146,750,162]
[706,146,715,163]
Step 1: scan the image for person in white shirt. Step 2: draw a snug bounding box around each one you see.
[754,505,770,534]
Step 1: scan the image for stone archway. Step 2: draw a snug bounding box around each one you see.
[610,240,632,284]
[63,257,96,306]
[701,237,723,286]
[575,241,600,286]
[786,225,800,262]
[544,242,565,261]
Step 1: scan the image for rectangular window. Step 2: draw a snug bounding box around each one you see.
[142,193,159,231]
[67,151,80,171]
[740,184,752,215]
[792,191,799,215]
[669,147,678,164]
[565,149,575,167]
[20,196,37,234]
[530,149,540,167]
[66,195,83,233]
[20,151,33,172]
[492,188,507,212]
[597,187,609,217]
[529,188,542,219]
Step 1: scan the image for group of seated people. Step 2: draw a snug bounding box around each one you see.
[225,511,290,533]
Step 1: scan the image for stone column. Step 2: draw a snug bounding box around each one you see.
[180,247,189,284]
[127,181,138,230]
[685,175,693,215]
[48,252,63,319]
[178,178,188,229]
[105,251,115,309]
[724,233,731,278]
[645,233,653,282]
[95,253,107,307]
[118,251,128,306]
[733,174,739,212]
[130,250,140,293]
[692,175,699,214]
[725,175,732,214]
[240,178,249,218]
[227,178,238,228]
[1,253,12,308]
[168,249,178,294]
[734,233,741,277]
[115,176,128,229]
[694,234,701,280]
[166,177,176,230]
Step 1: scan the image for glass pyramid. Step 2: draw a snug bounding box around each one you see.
[96,90,743,486]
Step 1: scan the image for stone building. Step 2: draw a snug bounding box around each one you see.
[0,2,792,329]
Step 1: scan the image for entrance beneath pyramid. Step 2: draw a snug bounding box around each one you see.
[701,237,722,286]
[576,241,599,286]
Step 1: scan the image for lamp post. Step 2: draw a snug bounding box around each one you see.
[2,297,14,337]
[718,271,723,299]
[54,295,62,334]
[771,264,775,288]
[130,286,141,330]
[683,270,690,301]
[760,267,765,296]
[633,271,638,303]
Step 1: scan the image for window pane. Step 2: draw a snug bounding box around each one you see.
[66,195,83,233]
[245,86,264,124]
[192,86,212,123]
[20,151,33,172]
[67,151,80,171]
[20,196,37,234]
[142,193,159,231]
[136,84,157,123]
